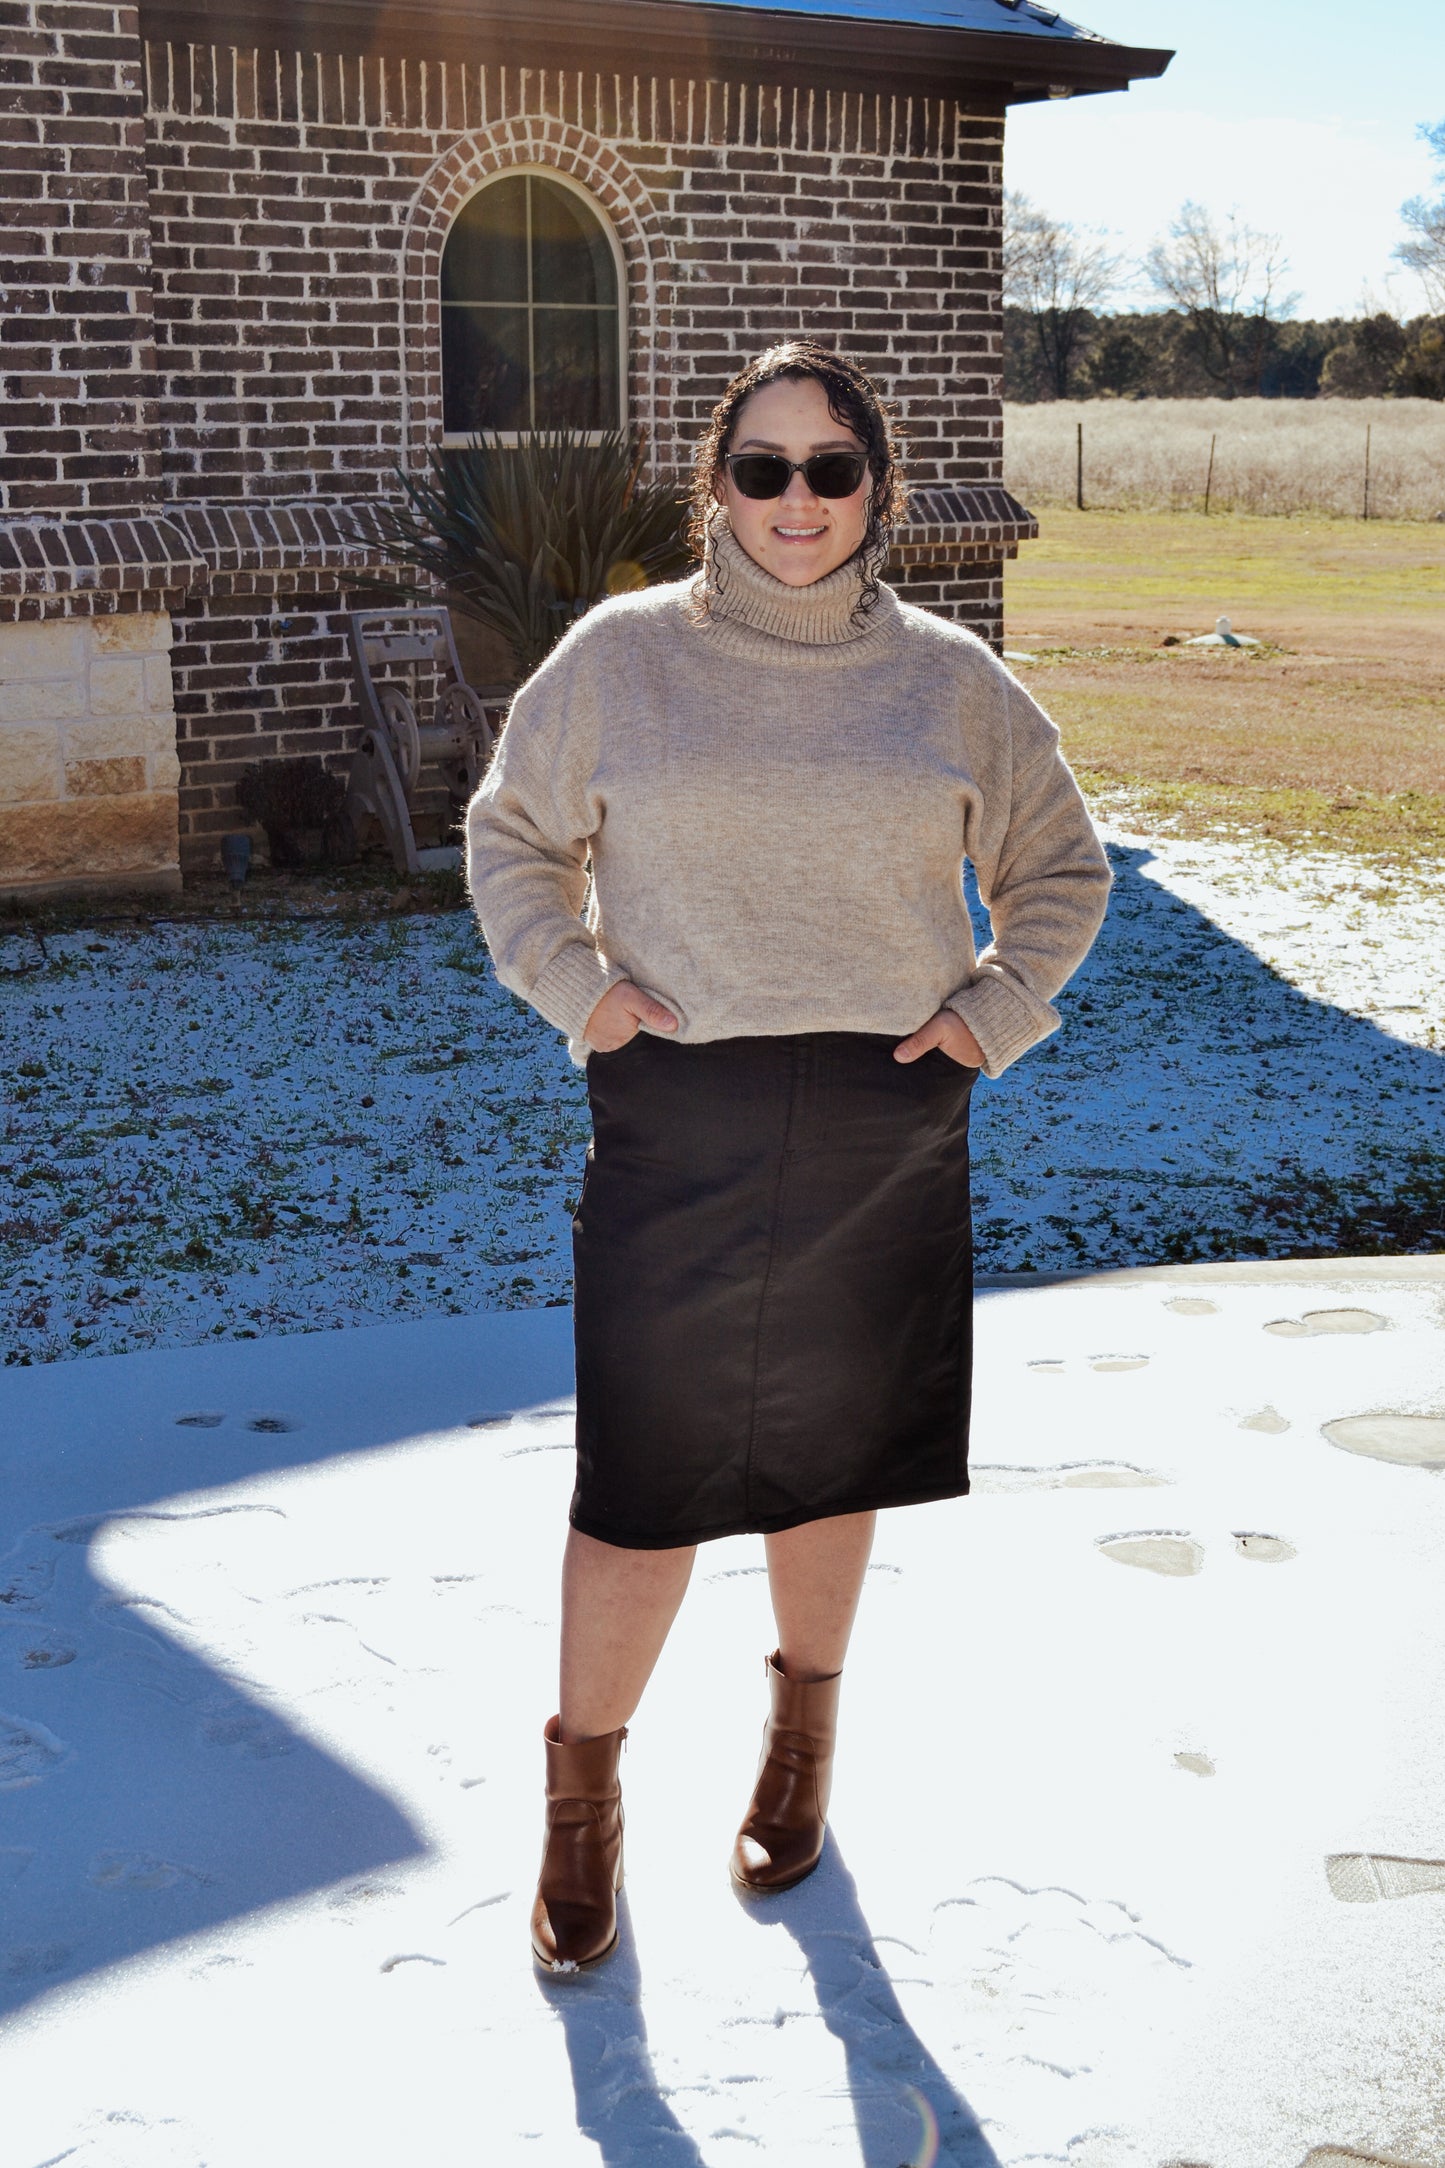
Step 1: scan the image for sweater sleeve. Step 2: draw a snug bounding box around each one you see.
[464,630,627,1046]
[945,669,1111,1079]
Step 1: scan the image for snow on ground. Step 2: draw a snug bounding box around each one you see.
[2,830,1443,1368]
[2,1267,1443,2166]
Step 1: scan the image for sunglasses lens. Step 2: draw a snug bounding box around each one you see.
[728,455,793,500]
[804,453,867,498]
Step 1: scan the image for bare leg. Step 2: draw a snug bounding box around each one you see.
[764,1510,876,1681]
[558,1527,696,1743]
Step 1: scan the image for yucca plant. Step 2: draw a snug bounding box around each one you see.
[361,431,692,681]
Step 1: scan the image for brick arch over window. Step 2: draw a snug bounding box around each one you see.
[402,121,677,475]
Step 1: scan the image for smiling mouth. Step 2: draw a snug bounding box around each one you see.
[774,524,827,538]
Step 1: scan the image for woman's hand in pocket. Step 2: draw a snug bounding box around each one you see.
[893,1008,984,1070]
[584,981,680,1053]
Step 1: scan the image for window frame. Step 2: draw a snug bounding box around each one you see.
[438,165,629,448]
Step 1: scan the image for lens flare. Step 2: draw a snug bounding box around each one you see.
[903,2085,940,2168]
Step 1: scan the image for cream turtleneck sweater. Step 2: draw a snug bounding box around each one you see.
[464,532,1110,1077]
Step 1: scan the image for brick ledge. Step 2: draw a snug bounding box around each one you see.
[0,505,399,616]
[894,484,1038,566]
[0,490,1037,612]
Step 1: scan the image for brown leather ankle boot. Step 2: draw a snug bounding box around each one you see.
[731,1651,841,1895]
[530,1717,626,1973]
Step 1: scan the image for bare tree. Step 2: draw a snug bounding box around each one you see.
[1396,119,1445,313]
[1144,201,1297,397]
[1003,190,1119,399]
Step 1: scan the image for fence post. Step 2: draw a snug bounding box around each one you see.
[1204,432,1216,516]
[1362,423,1372,521]
[1076,420,1084,512]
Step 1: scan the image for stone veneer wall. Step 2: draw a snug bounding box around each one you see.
[0,613,180,899]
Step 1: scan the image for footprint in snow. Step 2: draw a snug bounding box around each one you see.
[202,1712,295,1758]
[1301,2151,1430,2168]
[1233,1532,1296,1563]
[1321,1414,1445,1468]
[1326,1854,1445,1905]
[1097,1532,1204,1577]
[1065,1465,1169,1488]
[1026,1355,1152,1374]
[1164,1297,1218,1315]
[1,1943,72,1981]
[972,1464,1169,1493]
[1239,1406,1291,1434]
[19,1635,76,1669]
[0,1714,68,1788]
[175,1411,224,1428]
[89,1851,213,1893]
[1265,1309,1387,1338]
[329,1879,407,1915]
[1174,1752,1215,1777]
[0,1556,55,1611]
[245,1413,299,1433]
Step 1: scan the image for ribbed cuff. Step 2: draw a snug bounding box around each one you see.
[530,942,627,1046]
[946,968,1059,1079]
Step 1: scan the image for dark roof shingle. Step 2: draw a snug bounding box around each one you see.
[661,0,1108,40]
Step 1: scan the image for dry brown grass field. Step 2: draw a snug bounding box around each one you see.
[1004,397,1445,521]
[1002,508,1445,863]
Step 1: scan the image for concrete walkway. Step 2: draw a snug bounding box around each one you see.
[2,1261,1442,2167]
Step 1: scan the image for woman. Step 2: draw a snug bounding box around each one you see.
[466,342,1110,1974]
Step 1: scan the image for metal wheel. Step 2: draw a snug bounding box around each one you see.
[378,685,421,797]
[436,681,495,788]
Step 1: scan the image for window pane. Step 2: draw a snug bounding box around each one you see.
[442,306,529,433]
[530,176,617,310]
[441,176,528,306]
[531,308,620,429]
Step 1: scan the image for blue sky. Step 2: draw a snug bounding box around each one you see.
[1006,0,1445,316]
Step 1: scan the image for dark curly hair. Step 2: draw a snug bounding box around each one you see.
[686,341,909,617]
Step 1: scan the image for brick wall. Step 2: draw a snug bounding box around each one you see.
[136,49,1007,865]
[0,0,161,515]
[142,54,1003,500]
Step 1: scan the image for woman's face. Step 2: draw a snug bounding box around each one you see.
[713,376,873,588]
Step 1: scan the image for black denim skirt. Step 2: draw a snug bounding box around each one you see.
[570,1031,977,1549]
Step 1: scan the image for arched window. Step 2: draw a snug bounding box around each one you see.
[440,171,623,438]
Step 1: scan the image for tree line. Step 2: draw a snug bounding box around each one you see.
[1004,304,1445,403]
[1004,119,1445,403]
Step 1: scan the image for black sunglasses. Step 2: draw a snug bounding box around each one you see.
[724,450,869,501]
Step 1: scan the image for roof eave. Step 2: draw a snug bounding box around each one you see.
[138,0,1173,104]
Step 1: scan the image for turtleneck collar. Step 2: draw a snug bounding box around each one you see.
[691,526,903,662]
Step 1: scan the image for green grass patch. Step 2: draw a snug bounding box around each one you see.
[1077,772,1445,870]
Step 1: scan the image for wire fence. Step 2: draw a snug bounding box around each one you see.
[1003,397,1445,521]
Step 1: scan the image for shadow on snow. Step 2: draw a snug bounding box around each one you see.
[539,1841,999,2166]
[967,843,1445,1268]
[0,1307,574,2024]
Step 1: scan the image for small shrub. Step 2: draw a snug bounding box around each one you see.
[362,430,692,679]
[235,758,349,867]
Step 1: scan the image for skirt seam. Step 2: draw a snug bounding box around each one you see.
[741,1040,802,1524]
